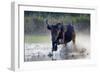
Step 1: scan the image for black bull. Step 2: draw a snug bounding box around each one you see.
[47,23,76,52]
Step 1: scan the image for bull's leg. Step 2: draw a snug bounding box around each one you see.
[47,42,55,60]
[52,42,57,60]
[72,32,78,51]
[72,32,76,45]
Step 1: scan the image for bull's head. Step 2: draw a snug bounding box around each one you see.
[46,19,63,42]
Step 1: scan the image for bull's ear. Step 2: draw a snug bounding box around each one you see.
[47,25,52,30]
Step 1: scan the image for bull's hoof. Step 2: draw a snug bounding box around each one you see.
[48,52,53,57]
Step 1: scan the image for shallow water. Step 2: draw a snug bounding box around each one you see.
[24,33,90,62]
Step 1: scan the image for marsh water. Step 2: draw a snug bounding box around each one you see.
[24,32,90,62]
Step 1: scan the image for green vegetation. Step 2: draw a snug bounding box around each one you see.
[24,11,90,23]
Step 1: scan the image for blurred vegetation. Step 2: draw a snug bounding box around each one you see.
[24,11,90,35]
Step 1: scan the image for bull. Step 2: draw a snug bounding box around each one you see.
[46,20,76,60]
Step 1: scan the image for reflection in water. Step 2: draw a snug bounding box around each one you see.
[24,33,90,62]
